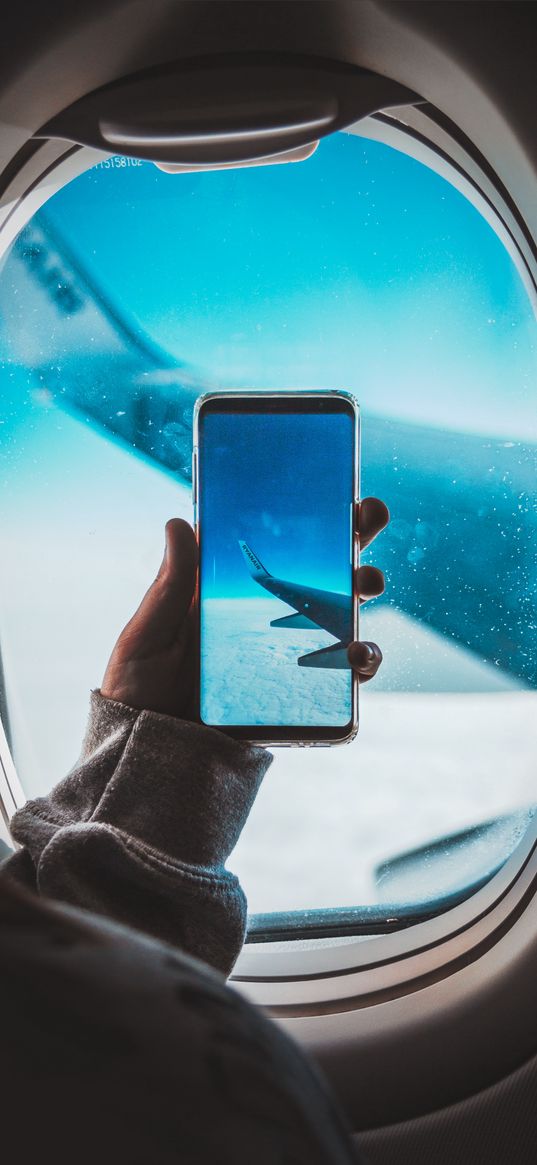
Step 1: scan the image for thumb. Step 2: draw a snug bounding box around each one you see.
[157,518,198,608]
[119,519,198,658]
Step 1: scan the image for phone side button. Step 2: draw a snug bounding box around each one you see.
[192,449,198,504]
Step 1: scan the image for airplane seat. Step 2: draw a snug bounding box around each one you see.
[354,1049,537,1164]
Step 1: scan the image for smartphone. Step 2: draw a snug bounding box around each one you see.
[192,390,360,746]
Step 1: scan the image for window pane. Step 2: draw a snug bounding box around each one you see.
[1,134,536,914]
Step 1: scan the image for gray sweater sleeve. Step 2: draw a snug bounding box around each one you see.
[5,691,272,976]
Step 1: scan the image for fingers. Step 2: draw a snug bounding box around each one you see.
[352,502,386,682]
[347,640,383,684]
[357,563,384,603]
[358,496,390,550]
[118,519,198,657]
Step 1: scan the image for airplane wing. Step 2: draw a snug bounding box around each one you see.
[2,208,534,684]
[1,212,202,480]
[297,642,351,669]
[239,540,352,668]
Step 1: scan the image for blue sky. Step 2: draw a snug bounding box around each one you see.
[199,411,354,597]
[41,130,537,441]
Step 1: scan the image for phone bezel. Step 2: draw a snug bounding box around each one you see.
[192,389,360,746]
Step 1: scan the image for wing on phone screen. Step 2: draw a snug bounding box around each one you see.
[198,405,355,730]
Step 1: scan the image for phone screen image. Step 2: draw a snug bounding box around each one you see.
[197,398,356,736]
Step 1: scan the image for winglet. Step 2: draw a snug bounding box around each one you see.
[239,540,272,581]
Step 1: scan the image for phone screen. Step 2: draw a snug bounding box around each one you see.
[197,396,357,738]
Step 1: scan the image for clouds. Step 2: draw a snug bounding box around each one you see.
[201,598,351,726]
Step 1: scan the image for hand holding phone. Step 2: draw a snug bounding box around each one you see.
[100,501,386,723]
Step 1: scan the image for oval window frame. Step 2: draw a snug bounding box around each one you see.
[0,112,536,1002]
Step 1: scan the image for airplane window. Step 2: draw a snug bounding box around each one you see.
[0,132,536,926]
